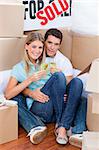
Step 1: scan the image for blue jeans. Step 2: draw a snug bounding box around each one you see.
[30,72,66,124]
[58,78,83,129]
[13,75,85,133]
[13,72,66,133]
[72,90,88,133]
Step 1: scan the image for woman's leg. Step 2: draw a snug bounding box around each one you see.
[13,94,48,144]
[58,78,83,129]
[12,94,45,133]
[31,98,54,123]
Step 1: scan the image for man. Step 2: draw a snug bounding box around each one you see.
[43,28,87,144]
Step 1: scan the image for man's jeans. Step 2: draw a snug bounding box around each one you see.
[58,78,83,129]
[13,73,85,134]
[72,91,88,133]
[31,72,66,124]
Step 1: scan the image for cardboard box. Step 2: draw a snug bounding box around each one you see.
[72,33,99,70]
[0,3,24,37]
[82,132,99,150]
[87,94,99,131]
[0,103,18,144]
[0,35,27,71]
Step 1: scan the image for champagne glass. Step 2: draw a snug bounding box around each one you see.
[49,62,57,73]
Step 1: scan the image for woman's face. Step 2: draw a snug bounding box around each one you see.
[25,40,43,61]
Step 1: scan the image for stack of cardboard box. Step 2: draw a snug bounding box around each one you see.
[0,0,26,71]
[0,0,25,144]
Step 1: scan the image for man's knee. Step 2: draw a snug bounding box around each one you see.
[71,78,83,90]
[53,72,66,82]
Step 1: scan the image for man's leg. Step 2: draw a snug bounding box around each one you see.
[31,72,66,124]
[72,91,88,134]
[41,72,66,124]
[58,78,83,129]
[31,72,67,145]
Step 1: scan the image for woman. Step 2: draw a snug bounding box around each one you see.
[5,32,67,144]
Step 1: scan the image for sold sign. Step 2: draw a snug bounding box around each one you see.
[23,0,71,31]
[36,0,69,25]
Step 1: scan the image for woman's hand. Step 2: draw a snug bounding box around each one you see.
[29,88,49,103]
[30,70,46,82]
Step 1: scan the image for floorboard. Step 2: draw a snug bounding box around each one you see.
[0,124,81,150]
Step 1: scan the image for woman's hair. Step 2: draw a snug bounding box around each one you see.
[23,32,45,73]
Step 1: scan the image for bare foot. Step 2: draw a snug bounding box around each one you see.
[56,127,68,144]
[58,127,66,137]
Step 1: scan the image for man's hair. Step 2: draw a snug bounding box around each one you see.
[44,28,63,44]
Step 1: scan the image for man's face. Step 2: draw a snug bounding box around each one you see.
[45,35,61,57]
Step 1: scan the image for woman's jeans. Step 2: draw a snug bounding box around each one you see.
[13,73,84,134]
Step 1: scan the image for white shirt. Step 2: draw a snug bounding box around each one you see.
[45,50,73,76]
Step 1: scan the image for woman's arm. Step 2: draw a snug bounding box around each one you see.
[5,70,49,101]
[5,76,34,100]
[23,88,49,103]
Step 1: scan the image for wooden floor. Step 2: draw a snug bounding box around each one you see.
[0,124,81,150]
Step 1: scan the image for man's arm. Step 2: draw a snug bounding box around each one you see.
[55,51,74,84]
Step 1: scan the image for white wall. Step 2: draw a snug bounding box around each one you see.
[71,0,99,35]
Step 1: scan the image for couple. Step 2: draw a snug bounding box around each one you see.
[5,28,86,145]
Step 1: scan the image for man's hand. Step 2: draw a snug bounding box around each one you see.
[50,67,61,74]
[29,88,49,103]
[30,70,46,82]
